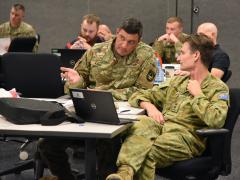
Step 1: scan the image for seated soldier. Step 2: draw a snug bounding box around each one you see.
[65,14,103,50]
[106,34,229,180]
[39,17,157,180]
[152,16,188,64]
[0,3,38,52]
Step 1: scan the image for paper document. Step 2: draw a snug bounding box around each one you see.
[115,101,145,115]
[0,37,11,55]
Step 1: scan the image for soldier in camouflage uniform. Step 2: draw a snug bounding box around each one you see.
[39,18,157,180]
[106,34,229,180]
[152,16,188,64]
[0,3,38,52]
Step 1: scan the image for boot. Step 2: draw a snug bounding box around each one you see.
[106,165,134,180]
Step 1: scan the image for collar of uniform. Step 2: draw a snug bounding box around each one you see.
[200,73,212,89]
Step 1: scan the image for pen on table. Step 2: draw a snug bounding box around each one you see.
[119,109,130,113]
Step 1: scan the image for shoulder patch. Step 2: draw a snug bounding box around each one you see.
[146,70,156,81]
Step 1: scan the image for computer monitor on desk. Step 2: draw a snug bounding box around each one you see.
[51,48,86,68]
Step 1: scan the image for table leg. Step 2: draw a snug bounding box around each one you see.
[85,138,97,180]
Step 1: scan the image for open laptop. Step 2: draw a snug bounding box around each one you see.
[8,37,36,52]
[69,89,133,125]
[51,48,86,68]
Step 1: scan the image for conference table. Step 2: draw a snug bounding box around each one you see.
[0,116,132,180]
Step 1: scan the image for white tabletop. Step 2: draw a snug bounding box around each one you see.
[0,116,131,139]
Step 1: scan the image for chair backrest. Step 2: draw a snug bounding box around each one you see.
[8,37,37,52]
[222,70,232,83]
[1,52,64,98]
[156,88,240,179]
[221,88,240,174]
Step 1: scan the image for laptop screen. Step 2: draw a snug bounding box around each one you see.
[70,89,124,125]
[51,48,86,68]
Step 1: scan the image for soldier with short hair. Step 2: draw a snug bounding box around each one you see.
[65,14,103,50]
[39,17,157,180]
[106,34,229,180]
[0,3,38,52]
[152,16,188,64]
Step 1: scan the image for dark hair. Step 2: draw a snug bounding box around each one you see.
[12,3,25,12]
[119,18,143,38]
[82,14,100,27]
[185,34,214,68]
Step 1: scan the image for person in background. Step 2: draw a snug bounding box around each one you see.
[39,17,157,180]
[98,24,113,41]
[0,3,38,52]
[176,22,230,81]
[197,22,230,79]
[65,14,103,50]
[106,34,229,180]
[152,16,188,64]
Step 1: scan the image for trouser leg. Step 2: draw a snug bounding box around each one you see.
[116,117,162,173]
[137,133,194,180]
[38,138,75,180]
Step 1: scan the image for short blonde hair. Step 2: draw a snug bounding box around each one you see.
[167,16,183,27]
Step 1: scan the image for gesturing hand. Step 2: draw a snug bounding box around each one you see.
[60,67,81,85]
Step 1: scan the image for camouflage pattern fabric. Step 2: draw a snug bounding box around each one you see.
[152,33,188,64]
[65,38,157,101]
[0,21,38,52]
[116,74,229,180]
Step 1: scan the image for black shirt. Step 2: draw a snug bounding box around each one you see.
[209,44,230,80]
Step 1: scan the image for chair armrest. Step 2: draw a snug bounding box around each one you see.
[196,128,229,137]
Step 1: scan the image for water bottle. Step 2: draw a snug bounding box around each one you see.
[154,58,164,84]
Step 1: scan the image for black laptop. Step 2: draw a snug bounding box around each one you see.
[51,48,86,68]
[69,89,133,125]
[8,37,36,52]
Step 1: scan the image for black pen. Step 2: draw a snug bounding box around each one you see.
[119,109,130,113]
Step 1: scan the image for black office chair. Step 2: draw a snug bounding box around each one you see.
[156,88,240,180]
[222,69,232,83]
[0,52,64,179]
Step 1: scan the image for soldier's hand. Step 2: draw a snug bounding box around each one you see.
[158,34,170,42]
[60,67,81,85]
[169,33,179,43]
[187,80,202,97]
[140,102,165,124]
[70,40,83,49]
[81,41,91,50]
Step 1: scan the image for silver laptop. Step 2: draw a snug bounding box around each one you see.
[69,89,133,125]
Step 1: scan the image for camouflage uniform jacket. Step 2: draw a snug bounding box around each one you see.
[65,38,157,101]
[152,32,188,64]
[0,21,38,52]
[129,74,229,154]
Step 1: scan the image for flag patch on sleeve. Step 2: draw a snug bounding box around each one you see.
[218,94,229,100]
